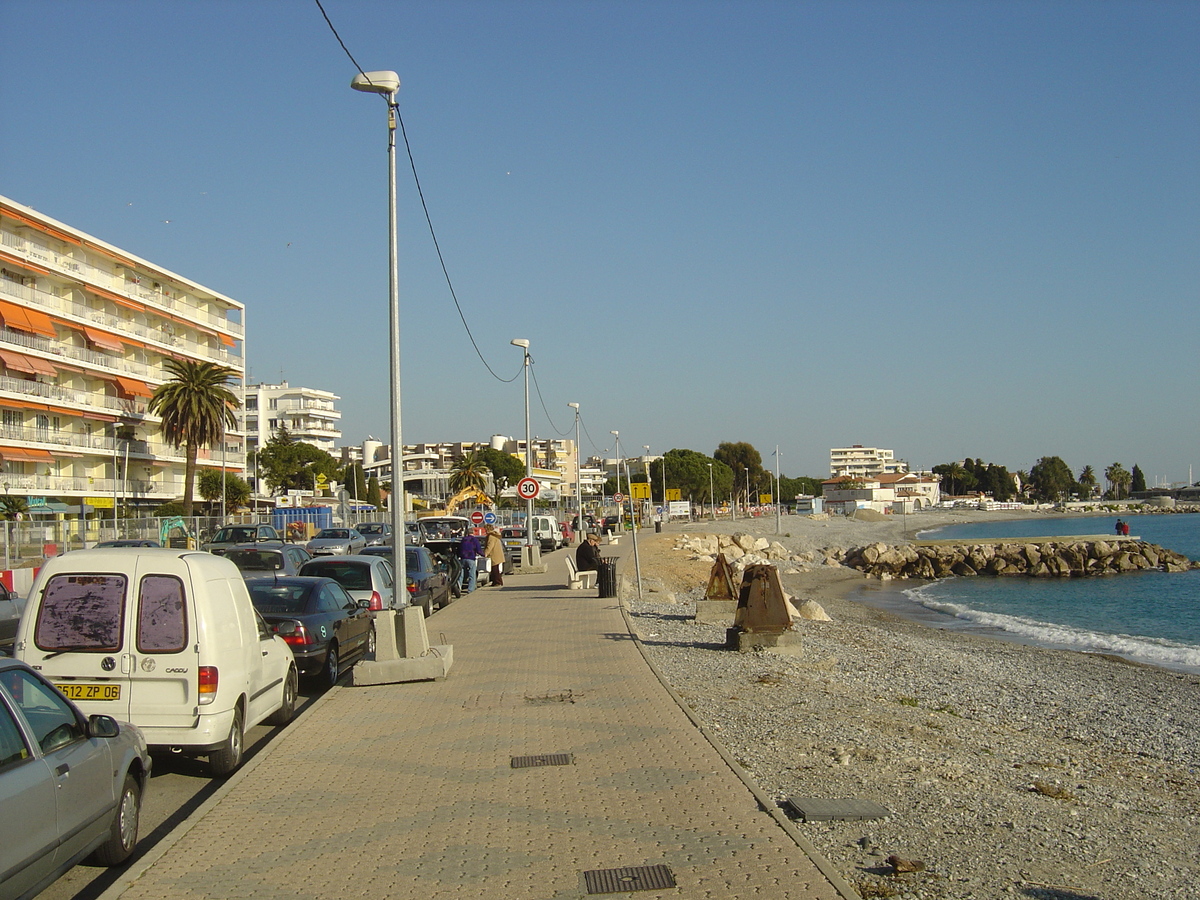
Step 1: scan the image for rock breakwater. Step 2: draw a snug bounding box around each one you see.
[842,538,1197,580]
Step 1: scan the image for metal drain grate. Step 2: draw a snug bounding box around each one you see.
[583,865,675,894]
[786,796,892,821]
[511,753,573,769]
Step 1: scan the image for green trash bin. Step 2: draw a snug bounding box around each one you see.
[597,557,618,598]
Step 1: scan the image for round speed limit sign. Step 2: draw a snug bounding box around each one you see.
[517,477,541,500]
[613,492,625,503]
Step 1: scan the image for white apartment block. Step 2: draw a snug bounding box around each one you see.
[0,195,245,513]
[242,381,342,457]
[830,445,909,478]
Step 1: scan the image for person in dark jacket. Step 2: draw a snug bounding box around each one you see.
[576,532,602,572]
[458,532,482,593]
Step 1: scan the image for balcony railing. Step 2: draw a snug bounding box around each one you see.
[1,228,244,338]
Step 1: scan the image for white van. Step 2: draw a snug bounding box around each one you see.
[529,515,561,552]
[15,548,297,776]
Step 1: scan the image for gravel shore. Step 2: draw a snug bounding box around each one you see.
[622,511,1200,900]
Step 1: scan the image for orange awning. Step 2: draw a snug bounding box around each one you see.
[21,306,56,339]
[219,332,237,347]
[0,447,54,463]
[0,299,34,334]
[82,326,124,352]
[0,349,37,374]
[115,376,153,398]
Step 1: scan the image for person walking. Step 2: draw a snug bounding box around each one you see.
[484,526,505,587]
[458,530,482,594]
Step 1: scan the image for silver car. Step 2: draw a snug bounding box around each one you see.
[298,555,398,611]
[305,528,367,557]
[0,658,151,898]
[354,522,393,546]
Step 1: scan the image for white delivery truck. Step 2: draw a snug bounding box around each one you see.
[528,515,561,552]
[15,548,298,776]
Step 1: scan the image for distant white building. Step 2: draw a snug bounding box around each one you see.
[830,445,908,478]
[242,381,342,457]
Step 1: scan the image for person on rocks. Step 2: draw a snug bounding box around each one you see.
[576,532,602,573]
[484,526,505,587]
[458,530,482,594]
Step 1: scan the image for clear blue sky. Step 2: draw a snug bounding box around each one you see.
[3,0,1197,484]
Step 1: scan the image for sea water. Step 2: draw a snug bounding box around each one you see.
[856,514,1200,673]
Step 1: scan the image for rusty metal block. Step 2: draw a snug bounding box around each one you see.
[733,564,793,632]
[705,552,737,601]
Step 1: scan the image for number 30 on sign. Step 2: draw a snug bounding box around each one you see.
[517,477,540,500]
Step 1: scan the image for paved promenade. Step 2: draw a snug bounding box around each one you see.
[103,537,857,900]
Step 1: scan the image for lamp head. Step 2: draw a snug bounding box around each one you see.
[351,71,400,94]
[568,402,579,410]
[510,338,530,349]
[610,430,618,437]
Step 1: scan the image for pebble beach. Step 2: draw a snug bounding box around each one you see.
[623,509,1200,900]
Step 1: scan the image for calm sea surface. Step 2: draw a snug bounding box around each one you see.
[853,513,1200,673]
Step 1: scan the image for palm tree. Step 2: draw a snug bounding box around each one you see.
[1078,465,1097,500]
[941,461,967,496]
[1104,462,1130,500]
[449,452,489,493]
[149,359,240,518]
[0,493,29,521]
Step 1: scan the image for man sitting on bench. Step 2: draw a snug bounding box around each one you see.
[576,532,602,575]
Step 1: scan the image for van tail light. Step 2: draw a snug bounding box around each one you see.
[368,591,383,611]
[278,622,314,647]
[407,578,417,595]
[199,666,218,705]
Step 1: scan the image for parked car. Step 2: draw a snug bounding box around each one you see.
[500,527,525,567]
[245,576,374,689]
[223,544,313,579]
[0,658,152,898]
[16,548,298,777]
[404,522,423,545]
[417,516,471,543]
[298,555,398,612]
[94,539,161,548]
[559,521,575,546]
[305,527,367,557]
[528,515,560,552]
[0,582,22,656]
[354,522,392,546]
[402,546,453,617]
[202,523,284,554]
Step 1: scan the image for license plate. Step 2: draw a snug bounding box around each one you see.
[56,683,121,701]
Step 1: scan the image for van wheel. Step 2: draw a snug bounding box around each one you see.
[88,773,141,865]
[266,667,297,727]
[321,643,339,690]
[209,707,244,777]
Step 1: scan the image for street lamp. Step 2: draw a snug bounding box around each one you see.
[568,402,582,543]
[610,431,621,532]
[351,69,406,598]
[707,462,714,520]
[512,339,536,567]
[744,466,750,516]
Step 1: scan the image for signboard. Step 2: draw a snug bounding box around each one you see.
[665,489,681,502]
[316,473,328,486]
[629,482,651,500]
[759,493,773,505]
[483,511,497,525]
[668,501,690,519]
[613,492,625,503]
[517,477,541,500]
[85,496,115,509]
[470,510,485,525]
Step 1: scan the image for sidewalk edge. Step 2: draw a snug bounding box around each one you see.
[619,595,863,900]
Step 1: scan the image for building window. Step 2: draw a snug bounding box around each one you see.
[2,410,20,429]
[245,397,257,411]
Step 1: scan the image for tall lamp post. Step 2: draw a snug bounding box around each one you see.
[707,462,714,520]
[610,431,622,531]
[351,69,407,598]
[512,339,536,567]
[568,402,583,543]
[744,467,750,516]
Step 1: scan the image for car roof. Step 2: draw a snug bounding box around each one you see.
[245,575,335,587]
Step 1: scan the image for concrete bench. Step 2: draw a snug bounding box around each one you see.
[564,555,597,590]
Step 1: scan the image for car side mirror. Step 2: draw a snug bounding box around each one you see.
[357,599,371,609]
[88,714,121,739]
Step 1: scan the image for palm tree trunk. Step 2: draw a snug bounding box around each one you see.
[183,442,198,518]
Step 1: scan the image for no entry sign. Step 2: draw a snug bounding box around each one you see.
[470,510,485,525]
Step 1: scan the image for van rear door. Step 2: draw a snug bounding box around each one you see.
[125,559,197,734]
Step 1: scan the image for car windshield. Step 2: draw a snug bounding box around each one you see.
[247,583,313,614]
[213,526,257,543]
[315,530,349,540]
[225,549,284,571]
[300,562,371,590]
[358,524,385,535]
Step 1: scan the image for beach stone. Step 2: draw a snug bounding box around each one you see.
[795,599,832,621]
